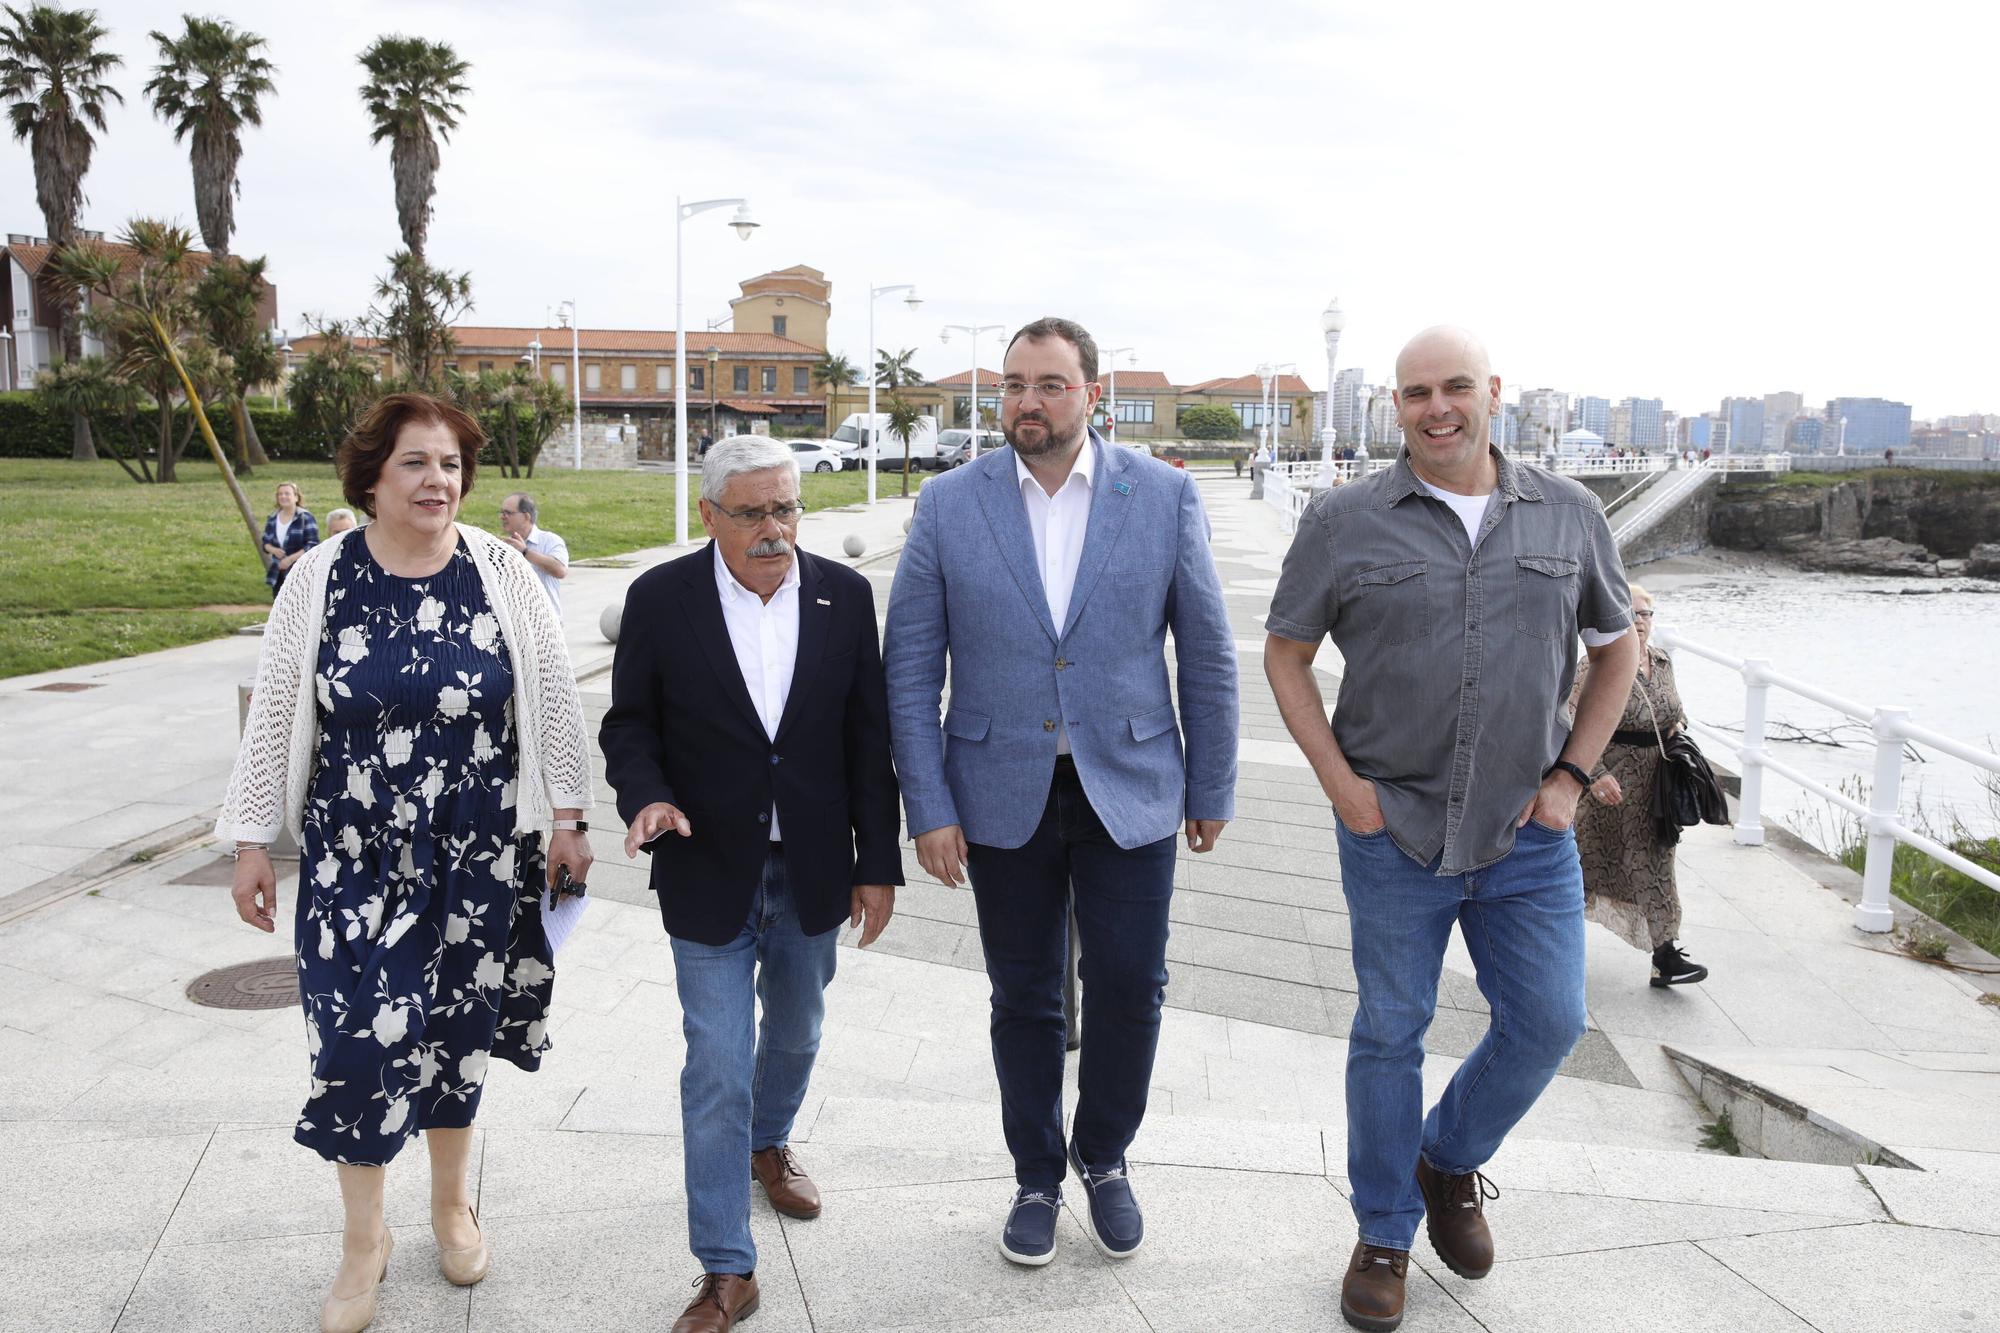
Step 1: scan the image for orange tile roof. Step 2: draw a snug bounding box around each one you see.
[1184,373,1313,395]
[448,326,820,356]
[1097,370,1174,390]
[931,367,1005,386]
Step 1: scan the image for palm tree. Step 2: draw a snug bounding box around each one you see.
[193,253,280,470]
[0,2,124,460]
[874,347,924,390]
[885,395,925,498]
[812,351,858,436]
[356,35,469,265]
[145,16,274,258]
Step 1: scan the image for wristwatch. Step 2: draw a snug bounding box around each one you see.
[1545,760,1592,790]
[550,819,589,832]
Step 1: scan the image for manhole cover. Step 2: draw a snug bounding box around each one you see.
[187,956,298,1010]
[29,682,102,693]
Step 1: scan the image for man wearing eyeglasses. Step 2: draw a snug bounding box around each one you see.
[885,317,1239,1268]
[498,492,569,615]
[599,436,902,1333]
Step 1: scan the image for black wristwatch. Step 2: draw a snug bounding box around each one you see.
[1546,760,1593,790]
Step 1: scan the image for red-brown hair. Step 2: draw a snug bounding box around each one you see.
[337,393,485,517]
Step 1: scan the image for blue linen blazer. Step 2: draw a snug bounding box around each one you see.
[884,434,1239,850]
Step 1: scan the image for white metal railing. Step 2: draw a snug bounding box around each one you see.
[1548,454,1672,478]
[1654,624,2000,932]
[1613,464,1718,545]
[1706,452,1794,473]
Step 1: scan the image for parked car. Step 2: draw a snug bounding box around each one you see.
[937,428,1006,467]
[832,412,943,471]
[787,438,845,472]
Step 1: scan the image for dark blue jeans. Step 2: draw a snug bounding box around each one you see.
[1337,817,1589,1251]
[966,758,1177,1188]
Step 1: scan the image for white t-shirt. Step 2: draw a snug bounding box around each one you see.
[522,526,570,614]
[1414,476,1628,647]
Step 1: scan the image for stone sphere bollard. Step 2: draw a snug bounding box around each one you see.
[843,534,866,558]
[599,600,623,644]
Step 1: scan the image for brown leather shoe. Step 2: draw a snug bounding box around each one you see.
[751,1145,821,1220]
[670,1272,759,1333]
[1414,1157,1497,1279]
[1340,1242,1408,1331]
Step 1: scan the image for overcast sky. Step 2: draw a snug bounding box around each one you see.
[6,0,1991,417]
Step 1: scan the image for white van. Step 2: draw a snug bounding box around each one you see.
[833,412,942,471]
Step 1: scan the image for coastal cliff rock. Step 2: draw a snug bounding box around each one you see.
[1709,472,2000,563]
[1968,543,2000,578]
[1773,535,1941,577]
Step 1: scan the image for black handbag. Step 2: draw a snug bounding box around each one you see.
[1641,682,1729,846]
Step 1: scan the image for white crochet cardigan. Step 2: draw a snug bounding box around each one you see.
[216,523,595,845]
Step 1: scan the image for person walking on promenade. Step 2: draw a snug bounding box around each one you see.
[219,393,596,1333]
[497,491,570,615]
[262,480,319,597]
[599,435,902,1333]
[1571,583,1709,987]
[1263,326,1639,1331]
[884,316,1239,1268]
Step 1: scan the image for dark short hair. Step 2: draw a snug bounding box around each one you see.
[1006,316,1097,383]
[507,492,537,521]
[337,393,484,517]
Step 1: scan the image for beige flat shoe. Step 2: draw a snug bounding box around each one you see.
[321,1227,392,1333]
[435,1205,489,1286]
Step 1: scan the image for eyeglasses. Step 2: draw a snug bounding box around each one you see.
[498,508,521,517]
[998,379,1090,399]
[1634,609,1655,619]
[716,502,805,529]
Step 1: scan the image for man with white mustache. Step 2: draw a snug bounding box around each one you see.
[599,436,902,1333]
[1264,327,1639,1330]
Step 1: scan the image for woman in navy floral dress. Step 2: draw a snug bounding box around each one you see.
[220,394,594,1333]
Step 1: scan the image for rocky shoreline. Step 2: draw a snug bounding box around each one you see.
[1706,472,2000,580]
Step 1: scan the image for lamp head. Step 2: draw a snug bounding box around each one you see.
[939,328,951,344]
[706,344,720,366]
[729,203,759,240]
[1320,297,1346,335]
[904,292,923,311]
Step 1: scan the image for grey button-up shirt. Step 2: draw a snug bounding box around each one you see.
[1266,448,1632,874]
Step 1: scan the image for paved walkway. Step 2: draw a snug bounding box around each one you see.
[4,474,1999,1331]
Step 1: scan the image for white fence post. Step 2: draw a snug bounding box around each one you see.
[1856,707,1908,933]
[1735,658,1770,846]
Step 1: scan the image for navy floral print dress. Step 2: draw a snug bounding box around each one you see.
[296,534,555,1166]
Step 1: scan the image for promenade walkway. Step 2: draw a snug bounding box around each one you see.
[2,472,1997,1331]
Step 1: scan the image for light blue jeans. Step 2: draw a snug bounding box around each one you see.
[1337,818,1589,1252]
[669,850,838,1273]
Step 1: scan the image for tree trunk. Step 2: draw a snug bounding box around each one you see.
[228,396,255,475]
[236,395,272,467]
[152,316,264,566]
[71,411,98,461]
[155,401,178,483]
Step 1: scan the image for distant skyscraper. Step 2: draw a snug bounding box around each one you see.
[1786,416,1825,451]
[1611,397,1664,448]
[1330,366,1367,442]
[1572,396,1610,437]
[1683,416,1714,450]
[1366,389,1401,451]
[1762,391,1804,449]
[1720,397,1764,454]
[1517,388,1567,454]
[1825,397,1913,451]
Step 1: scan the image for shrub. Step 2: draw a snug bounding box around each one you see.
[0,393,74,457]
[1180,404,1244,440]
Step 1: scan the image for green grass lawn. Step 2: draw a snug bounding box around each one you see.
[0,458,926,679]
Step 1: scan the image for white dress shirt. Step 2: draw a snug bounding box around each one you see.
[1015,440,1095,754]
[713,545,801,839]
[522,525,570,615]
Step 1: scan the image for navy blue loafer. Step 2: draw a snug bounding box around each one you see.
[1067,1138,1144,1258]
[999,1187,1062,1266]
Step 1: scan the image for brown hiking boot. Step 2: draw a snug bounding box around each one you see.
[1340,1241,1408,1331]
[751,1145,822,1220]
[671,1272,759,1333]
[1415,1157,1497,1279]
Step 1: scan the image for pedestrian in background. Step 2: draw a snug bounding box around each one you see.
[262,480,318,597]
[219,392,594,1333]
[498,492,570,615]
[1571,583,1709,988]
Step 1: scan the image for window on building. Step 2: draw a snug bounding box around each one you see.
[1113,398,1154,424]
[761,366,777,393]
[585,363,602,391]
[478,360,493,372]
[1280,404,1293,426]
[689,366,704,391]
[656,364,672,391]
[793,366,809,394]
[551,362,567,388]
[733,366,749,392]
[1232,402,1264,427]
[621,364,637,391]
[772,315,787,337]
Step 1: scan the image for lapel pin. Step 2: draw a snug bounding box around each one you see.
[817,598,832,606]
[1113,480,1133,495]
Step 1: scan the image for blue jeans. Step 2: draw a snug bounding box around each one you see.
[670,849,838,1273]
[1337,818,1588,1252]
[965,758,1178,1188]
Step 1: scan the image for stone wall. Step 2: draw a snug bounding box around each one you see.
[1622,483,1716,567]
[534,415,640,471]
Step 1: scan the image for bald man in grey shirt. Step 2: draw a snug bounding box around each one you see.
[1264,327,1639,1332]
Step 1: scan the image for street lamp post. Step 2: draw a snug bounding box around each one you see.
[1100,346,1137,440]
[940,322,1003,461]
[527,334,541,375]
[707,345,720,446]
[675,195,759,544]
[1319,298,1345,479]
[1259,361,1298,460]
[865,282,923,505]
[556,301,582,471]
[0,326,12,392]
